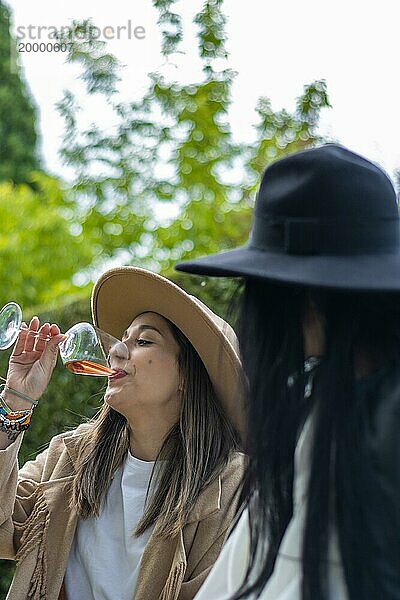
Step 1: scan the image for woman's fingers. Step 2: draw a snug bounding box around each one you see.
[32,322,51,353]
[11,321,28,357]
[11,318,64,363]
[7,319,65,402]
[12,319,60,355]
[40,333,67,371]
[12,317,41,357]
[49,323,61,336]
[24,316,40,353]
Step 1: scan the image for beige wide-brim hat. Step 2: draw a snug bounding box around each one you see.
[91,266,245,438]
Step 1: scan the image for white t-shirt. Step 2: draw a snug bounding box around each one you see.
[65,451,155,600]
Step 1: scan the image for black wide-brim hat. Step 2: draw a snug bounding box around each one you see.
[176,144,400,291]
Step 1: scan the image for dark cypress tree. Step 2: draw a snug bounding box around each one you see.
[0,1,39,183]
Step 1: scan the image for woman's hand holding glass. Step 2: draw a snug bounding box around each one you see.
[5,317,66,408]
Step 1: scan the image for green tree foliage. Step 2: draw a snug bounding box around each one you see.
[0,172,94,309]
[0,4,97,315]
[54,2,330,304]
[153,0,183,56]
[0,1,38,184]
[56,2,331,283]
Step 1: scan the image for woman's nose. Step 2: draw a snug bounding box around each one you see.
[108,341,129,362]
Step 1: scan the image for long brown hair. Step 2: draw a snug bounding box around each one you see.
[71,318,240,537]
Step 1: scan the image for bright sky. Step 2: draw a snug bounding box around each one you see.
[7,0,400,186]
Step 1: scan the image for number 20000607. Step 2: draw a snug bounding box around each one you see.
[18,42,72,53]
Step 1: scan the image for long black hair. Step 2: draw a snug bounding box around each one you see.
[231,278,400,599]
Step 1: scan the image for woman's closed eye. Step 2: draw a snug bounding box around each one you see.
[136,338,153,346]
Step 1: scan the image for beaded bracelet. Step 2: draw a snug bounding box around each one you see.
[0,411,32,430]
[0,380,36,439]
[0,383,34,435]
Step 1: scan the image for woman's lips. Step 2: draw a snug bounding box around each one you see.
[108,369,128,381]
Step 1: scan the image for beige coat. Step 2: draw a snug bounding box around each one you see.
[0,427,244,600]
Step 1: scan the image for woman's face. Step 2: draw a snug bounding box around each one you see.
[105,312,181,422]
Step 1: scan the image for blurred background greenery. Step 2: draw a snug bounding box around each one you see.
[0,0,333,593]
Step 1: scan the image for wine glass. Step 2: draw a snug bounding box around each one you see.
[0,302,51,350]
[0,302,126,378]
[58,323,125,377]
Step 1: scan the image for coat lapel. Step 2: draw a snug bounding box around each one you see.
[135,474,221,600]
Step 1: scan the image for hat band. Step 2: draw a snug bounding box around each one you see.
[250,215,400,255]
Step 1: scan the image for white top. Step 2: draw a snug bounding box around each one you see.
[195,418,348,599]
[65,451,155,600]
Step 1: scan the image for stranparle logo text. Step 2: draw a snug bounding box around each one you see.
[16,21,146,42]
